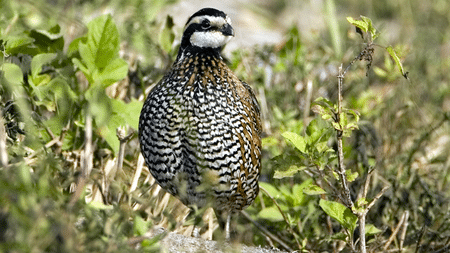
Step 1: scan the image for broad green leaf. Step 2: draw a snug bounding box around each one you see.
[306,118,332,145]
[134,215,152,236]
[98,113,122,153]
[365,224,383,235]
[1,63,23,85]
[4,35,35,54]
[387,46,407,78]
[98,57,128,87]
[31,53,57,78]
[292,179,314,205]
[303,184,327,195]
[260,182,281,199]
[86,14,120,69]
[347,16,379,40]
[29,27,64,52]
[319,199,357,233]
[257,206,284,221]
[282,131,306,153]
[111,98,142,129]
[72,58,90,82]
[360,16,378,39]
[274,165,305,179]
[78,41,95,75]
[346,17,368,33]
[68,36,86,56]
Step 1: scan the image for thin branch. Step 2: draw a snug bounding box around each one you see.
[260,186,302,250]
[130,153,145,192]
[383,211,409,251]
[366,185,390,211]
[0,116,8,167]
[359,212,366,253]
[68,111,92,208]
[241,210,293,252]
[399,211,409,251]
[336,64,353,209]
[115,126,133,174]
[335,42,377,253]
[414,226,426,253]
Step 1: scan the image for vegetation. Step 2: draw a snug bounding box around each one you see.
[1,0,449,252]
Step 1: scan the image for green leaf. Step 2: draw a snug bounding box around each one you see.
[4,35,35,54]
[1,63,23,85]
[360,16,380,40]
[257,206,284,221]
[331,232,348,241]
[111,98,142,129]
[346,17,368,33]
[365,224,383,235]
[292,179,314,206]
[260,182,281,199]
[68,36,86,56]
[86,14,120,70]
[282,131,306,153]
[98,113,122,153]
[72,58,90,81]
[306,118,332,145]
[31,53,57,78]
[78,41,95,75]
[262,136,279,147]
[89,201,113,210]
[134,215,151,236]
[159,15,175,53]
[98,58,128,87]
[303,184,327,195]
[355,198,368,208]
[386,46,408,78]
[274,165,305,179]
[347,16,379,41]
[346,170,358,182]
[29,27,64,52]
[319,199,357,233]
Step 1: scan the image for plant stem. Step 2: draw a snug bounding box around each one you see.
[260,186,302,250]
[0,116,8,167]
[336,64,353,209]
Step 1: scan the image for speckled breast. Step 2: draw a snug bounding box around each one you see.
[139,51,261,212]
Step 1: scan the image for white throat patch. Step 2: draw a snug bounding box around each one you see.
[190,31,232,48]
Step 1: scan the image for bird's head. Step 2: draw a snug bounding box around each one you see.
[180,8,234,51]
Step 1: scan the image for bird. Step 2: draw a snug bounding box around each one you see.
[139,7,262,239]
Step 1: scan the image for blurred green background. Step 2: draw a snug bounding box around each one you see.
[1,0,449,252]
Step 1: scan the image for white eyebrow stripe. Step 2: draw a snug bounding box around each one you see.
[185,15,231,30]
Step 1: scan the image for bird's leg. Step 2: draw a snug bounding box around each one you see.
[214,209,232,241]
[187,205,203,238]
[225,212,231,240]
[192,226,200,238]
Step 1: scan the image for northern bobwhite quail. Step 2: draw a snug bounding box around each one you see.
[139,7,262,238]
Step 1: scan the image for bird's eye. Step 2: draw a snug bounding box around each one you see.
[201,19,211,29]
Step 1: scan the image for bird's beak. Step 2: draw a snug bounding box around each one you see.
[221,23,234,37]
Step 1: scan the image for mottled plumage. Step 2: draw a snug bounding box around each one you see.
[139,8,261,224]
